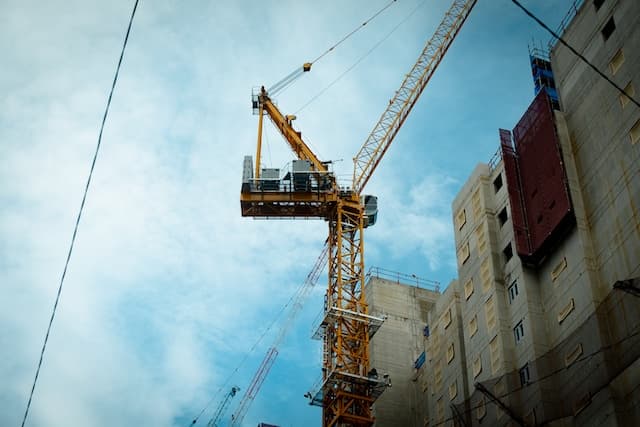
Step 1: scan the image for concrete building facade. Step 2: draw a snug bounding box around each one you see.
[369,1,640,426]
[365,269,439,427]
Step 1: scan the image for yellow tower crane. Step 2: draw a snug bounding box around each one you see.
[240,1,477,425]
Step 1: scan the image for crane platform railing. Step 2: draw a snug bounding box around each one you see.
[365,266,441,292]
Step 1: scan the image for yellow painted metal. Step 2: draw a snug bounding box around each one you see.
[352,0,477,194]
[255,104,264,179]
[259,87,328,174]
[322,197,375,426]
[241,2,476,425]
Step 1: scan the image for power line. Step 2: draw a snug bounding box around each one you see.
[20,1,140,426]
[511,0,640,109]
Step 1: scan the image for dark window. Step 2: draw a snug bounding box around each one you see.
[503,242,513,262]
[415,351,426,369]
[514,320,525,343]
[493,174,503,193]
[498,207,508,226]
[593,0,605,11]
[519,364,531,385]
[508,281,519,303]
[601,16,616,41]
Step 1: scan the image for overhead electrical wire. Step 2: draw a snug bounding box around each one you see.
[295,0,429,114]
[20,1,140,426]
[511,0,640,109]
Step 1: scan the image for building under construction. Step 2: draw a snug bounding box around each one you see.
[367,0,640,425]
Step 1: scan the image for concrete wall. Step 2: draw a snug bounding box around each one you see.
[366,276,439,427]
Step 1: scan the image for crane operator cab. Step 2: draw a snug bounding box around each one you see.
[362,195,378,228]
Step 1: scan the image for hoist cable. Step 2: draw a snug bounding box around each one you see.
[269,0,398,96]
[296,0,428,114]
[310,0,398,65]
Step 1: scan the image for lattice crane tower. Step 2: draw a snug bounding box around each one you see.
[240,1,476,425]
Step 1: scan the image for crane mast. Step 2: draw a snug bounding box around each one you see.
[229,244,329,427]
[206,386,239,427]
[240,1,476,425]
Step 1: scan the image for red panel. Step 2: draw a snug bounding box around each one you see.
[500,129,530,256]
[501,91,575,265]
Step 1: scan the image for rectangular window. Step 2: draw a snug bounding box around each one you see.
[508,280,519,303]
[469,315,478,338]
[609,49,624,74]
[601,16,616,41]
[619,82,635,108]
[493,174,503,192]
[415,351,426,369]
[593,0,605,11]
[464,278,474,300]
[514,320,524,343]
[498,206,508,226]
[503,242,513,262]
[519,363,531,385]
[631,119,640,145]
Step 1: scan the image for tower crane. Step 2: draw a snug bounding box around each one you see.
[240,1,477,425]
[229,243,329,427]
[205,385,239,427]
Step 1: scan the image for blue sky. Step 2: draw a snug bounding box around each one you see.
[1,1,579,426]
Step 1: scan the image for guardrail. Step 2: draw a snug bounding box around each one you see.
[366,266,440,292]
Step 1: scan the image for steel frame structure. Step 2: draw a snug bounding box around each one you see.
[240,1,476,425]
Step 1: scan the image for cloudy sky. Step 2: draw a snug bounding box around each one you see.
[1,1,579,426]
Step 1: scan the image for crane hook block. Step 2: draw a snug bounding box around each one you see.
[303,62,312,72]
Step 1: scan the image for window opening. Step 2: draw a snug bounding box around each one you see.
[514,320,524,343]
[498,206,508,226]
[503,242,513,262]
[601,16,616,41]
[519,363,531,385]
[493,174,503,193]
[508,280,519,303]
